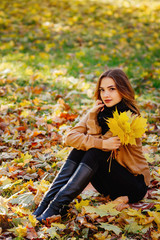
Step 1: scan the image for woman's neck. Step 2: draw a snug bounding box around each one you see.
[103,99,129,113]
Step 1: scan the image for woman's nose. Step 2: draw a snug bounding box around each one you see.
[103,91,109,97]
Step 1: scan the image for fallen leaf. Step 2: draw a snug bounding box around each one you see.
[99,223,122,235]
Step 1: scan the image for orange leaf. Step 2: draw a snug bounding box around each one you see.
[37,168,45,177]
[32,131,42,138]
[31,86,43,94]
[17,126,26,131]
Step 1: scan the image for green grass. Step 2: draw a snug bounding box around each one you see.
[0,0,160,107]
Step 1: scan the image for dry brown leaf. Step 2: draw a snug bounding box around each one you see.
[150,229,160,240]
[45,215,61,226]
[108,216,116,223]
[77,216,87,225]
[87,213,100,222]
[33,189,43,205]
[139,216,154,225]
[115,203,129,212]
[94,230,108,240]
[83,222,98,230]
[26,226,38,239]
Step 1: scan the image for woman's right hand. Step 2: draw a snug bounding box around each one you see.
[90,100,104,113]
[102,136,121,150]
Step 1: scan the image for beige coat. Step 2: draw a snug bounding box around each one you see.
[65,110,150,186]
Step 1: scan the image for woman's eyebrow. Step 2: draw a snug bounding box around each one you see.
[99,85,116,89]
[107,85,116,88]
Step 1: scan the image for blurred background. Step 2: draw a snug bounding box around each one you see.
[0,0,159,108]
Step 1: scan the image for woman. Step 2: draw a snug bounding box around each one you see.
[34,68,150,223]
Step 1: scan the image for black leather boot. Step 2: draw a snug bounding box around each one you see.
[37,163,95,223]
[33,159,78,217]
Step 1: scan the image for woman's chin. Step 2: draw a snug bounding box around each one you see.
[104,102,114,107]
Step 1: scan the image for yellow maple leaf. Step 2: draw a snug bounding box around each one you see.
[14,152,32,167]
[130,116,147,138]
[19,100,31,107]
[94,230,108,239]
[11,206,32,216]
[23,179,34,188]
[139,216,154,225]
[126,208,154,227]
[37,179,50,192]
[32,97,41,106]
[75,199,90,211]
[15,225,27,237]
[21,152,32,163]
[98,202,120,216]
[20,110,30,118]
[106,109,147,145]
[148,211,160,230]
[28,214,38,227]
[51,223,66,229]
[112,108,120,120]
[107,118,125,144]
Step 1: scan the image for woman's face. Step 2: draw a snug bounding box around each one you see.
[99,77,122,107]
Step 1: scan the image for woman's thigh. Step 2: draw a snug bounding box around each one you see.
[67,148,111,167]
[67,148,86,164]
[81,148,111,171]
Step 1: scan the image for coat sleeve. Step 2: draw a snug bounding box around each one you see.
[64,112,103,151]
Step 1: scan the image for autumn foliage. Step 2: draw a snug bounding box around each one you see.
[106,109,147,145]
[0,0,160,239]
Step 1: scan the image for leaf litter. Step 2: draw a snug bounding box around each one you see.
[0,0,160,239]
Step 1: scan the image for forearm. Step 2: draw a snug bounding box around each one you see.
[65,129,103,151]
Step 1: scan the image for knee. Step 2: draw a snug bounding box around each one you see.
[85,149,102,163]
[87,148,110,161]
[128,185,148,203]
[87,148,103,156]
[67,148,85,163]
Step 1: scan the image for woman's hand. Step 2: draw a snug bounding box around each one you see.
[90,100,104,113]
[102,136,121,150]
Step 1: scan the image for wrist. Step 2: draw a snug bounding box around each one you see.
[102,140,111,151]
[102,140,108,149]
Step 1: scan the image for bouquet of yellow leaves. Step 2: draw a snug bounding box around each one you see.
[106,109,147,145]
[105,109,147,172]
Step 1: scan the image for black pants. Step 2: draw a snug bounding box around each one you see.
[67,148,148,203]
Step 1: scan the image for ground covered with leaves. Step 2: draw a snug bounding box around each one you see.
[0,0,160,239]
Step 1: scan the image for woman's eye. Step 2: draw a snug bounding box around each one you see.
[99,89,104,92]
[110,88,115,91]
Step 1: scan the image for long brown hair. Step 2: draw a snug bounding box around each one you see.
[94,68,140,115]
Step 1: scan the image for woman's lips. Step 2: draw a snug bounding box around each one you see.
[104,99,112,103]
